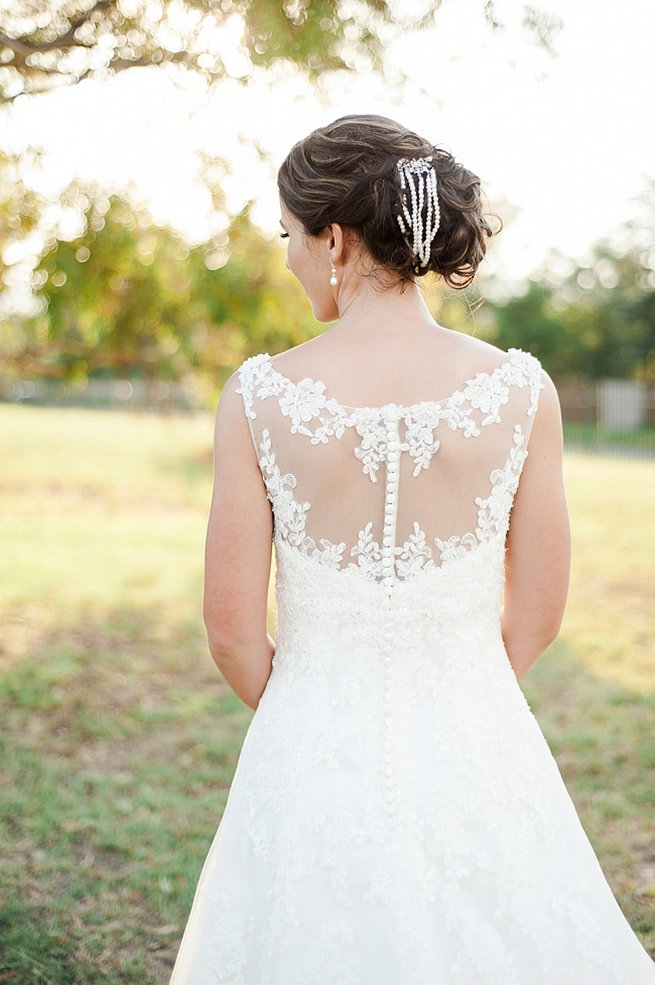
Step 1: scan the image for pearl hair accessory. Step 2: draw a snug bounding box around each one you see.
[396,156,441,273]
[329,258,337,287]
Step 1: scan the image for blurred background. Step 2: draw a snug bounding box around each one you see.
[1,1,654,982]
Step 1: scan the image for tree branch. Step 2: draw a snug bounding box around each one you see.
[5,0,117,54]
[108,50,195,74]
[0,33,94,59]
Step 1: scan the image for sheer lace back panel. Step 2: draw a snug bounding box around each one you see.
[237,348,543,587]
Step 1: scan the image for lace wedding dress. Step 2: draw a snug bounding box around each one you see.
[170,348,655,984]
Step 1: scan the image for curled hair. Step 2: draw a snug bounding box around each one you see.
[277,114,496,289]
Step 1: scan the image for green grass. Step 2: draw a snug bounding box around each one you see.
[564,421,655,452]
[1,404,654,982]
[523,452,655,951]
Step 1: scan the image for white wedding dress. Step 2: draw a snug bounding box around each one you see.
[170,348,655,984]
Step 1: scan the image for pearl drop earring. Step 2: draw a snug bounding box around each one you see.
[329,259,337,287]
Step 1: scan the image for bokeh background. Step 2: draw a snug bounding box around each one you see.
[1,1,654,981]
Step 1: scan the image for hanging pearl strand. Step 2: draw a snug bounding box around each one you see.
[396,157,441,274]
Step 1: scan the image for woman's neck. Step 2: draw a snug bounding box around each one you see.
[331,278,437,337]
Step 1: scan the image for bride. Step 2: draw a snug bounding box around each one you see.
[169,114,655,983]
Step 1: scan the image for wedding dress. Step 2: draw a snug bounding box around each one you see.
[170,348,655,984]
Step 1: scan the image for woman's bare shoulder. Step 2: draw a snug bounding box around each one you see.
[436,330,530,374]
[267,334,331,378]
[258,325,542,406]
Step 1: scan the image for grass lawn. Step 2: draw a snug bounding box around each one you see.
[1,404,654,983]
[563,422,655,454]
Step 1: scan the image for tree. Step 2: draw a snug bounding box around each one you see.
[486,238,655,382]
[0,1,561,101]
[556,243,655,382]
[0,149,46,293]
[0,0,439,101]
[6,190,317,393]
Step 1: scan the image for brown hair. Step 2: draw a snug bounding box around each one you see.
[277,114,496,289]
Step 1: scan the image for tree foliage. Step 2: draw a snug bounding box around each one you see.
[0,0,565,101]
[487,237,655,382]
[0,149,46,287]
[6,190,317,390]
[0,0,442,100]
[3,163,653,396]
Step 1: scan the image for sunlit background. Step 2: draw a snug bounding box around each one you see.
[2,0,654,411]
[1,4,654,981]
[4,0,655,285]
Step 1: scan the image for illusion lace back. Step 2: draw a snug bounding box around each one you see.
[170,349,655,985]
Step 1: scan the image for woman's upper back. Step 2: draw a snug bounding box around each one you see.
[204,115,569,687]
[236,326,544,585]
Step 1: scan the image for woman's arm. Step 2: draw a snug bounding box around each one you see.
[502,373,571,682]
[203,375,275,710]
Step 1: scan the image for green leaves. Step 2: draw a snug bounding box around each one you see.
[487,192,655,382]
[0,0,443,100]
[9,192,318,392]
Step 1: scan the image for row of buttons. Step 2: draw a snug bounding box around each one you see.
[382,419,400,592]
[382,419,400,818]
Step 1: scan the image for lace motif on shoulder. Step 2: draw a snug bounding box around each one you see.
[257,424,530,577]
[237,349,542,482]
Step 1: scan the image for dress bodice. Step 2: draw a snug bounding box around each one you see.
[237,348,543,639]
[237,346,546,829]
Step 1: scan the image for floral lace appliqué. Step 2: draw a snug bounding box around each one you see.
[256,421,531,579]
[476,425,529,543]
[237,349,543,483]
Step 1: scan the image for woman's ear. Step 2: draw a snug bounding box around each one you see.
[325,223,346,264]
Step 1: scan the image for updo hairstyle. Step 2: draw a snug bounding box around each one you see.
[277,114,495,290]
